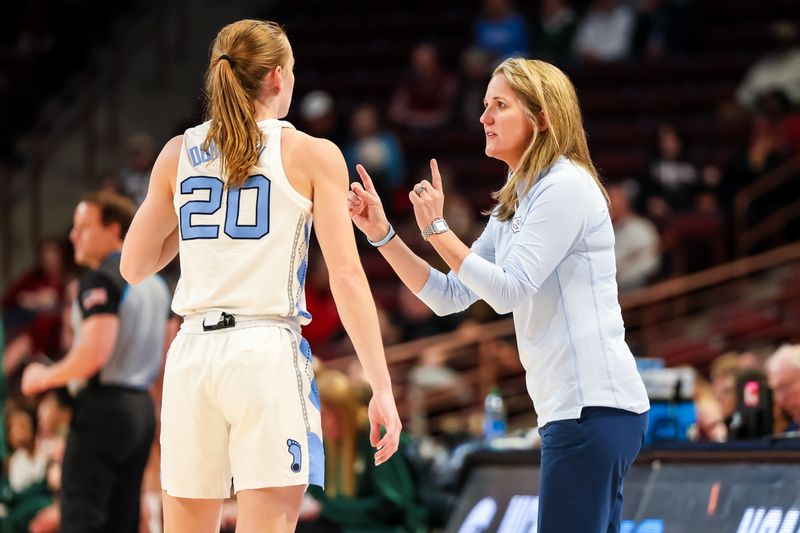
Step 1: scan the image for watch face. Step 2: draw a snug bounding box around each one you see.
[433,219,448,232]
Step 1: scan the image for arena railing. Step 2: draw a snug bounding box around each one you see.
[734,155,800,257]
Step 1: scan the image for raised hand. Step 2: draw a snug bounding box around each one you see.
[349,164,392,242]
[408,158,445,232]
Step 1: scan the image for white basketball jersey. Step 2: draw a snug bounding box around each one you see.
[171,119,313,324]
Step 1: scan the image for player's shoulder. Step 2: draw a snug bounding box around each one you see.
[282,129,344,168]
[163,134,185,156]
[283,129,340,155]
[151,134,185,165]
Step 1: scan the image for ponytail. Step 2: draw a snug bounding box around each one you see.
[202,20,290,189]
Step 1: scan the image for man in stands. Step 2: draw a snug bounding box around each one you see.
[765,345,800,432]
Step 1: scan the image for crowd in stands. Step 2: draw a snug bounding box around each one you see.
[2,0,800,531]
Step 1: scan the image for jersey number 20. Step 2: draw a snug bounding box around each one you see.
[179,175,270,240]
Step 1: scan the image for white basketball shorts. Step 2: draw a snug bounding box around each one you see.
[160,313,324,498]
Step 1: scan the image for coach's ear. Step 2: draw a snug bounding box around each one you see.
[535,111,548,133]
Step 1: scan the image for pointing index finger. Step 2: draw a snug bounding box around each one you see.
[356,164,377,194]
[430,159,442,191]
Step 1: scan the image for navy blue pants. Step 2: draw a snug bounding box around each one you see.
[538,407,648,533]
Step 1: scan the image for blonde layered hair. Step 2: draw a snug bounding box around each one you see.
[203,20,290,188]
[488,58,608,221]
[317,370,364,497]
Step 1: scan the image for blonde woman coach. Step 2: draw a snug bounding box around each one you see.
[349,58,649,533]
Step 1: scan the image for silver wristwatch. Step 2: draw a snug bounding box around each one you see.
[422,217,449,241]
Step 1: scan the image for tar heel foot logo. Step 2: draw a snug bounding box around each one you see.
[287,439,302,473]
[736,507,800,533]
[511,216,522,233]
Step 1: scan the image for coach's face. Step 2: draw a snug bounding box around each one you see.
[69,202,120,269]
[480,74,535,170]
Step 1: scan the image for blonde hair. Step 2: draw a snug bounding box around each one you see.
[487,58,609,221]
[203,19,290,188]
[317,370,363,497]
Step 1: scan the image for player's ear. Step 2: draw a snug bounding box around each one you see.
[266,66,283,93]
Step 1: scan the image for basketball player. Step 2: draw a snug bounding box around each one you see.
[120,20,401,533]
[348,58,650,533]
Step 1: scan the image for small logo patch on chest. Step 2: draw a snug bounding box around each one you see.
[511,216,522,233]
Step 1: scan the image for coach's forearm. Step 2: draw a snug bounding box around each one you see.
[376,236,431,293]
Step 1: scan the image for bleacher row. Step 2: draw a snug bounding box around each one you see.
[262,0,792,319]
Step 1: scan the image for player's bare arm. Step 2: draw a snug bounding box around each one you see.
[288,132,401,465]
[120,135,182,285]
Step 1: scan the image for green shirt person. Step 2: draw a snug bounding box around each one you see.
[301,371,427,533]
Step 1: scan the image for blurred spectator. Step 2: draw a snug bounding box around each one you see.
[632,0,698,59]
[454,48,492,129]
[6,406,48,494]
[35,391,70,466]
[531,0,577,66]
[389,43,458,131]
[765,344,800,431]
[2,239,68,378]
[2,238,66,336]
[97,170,124,196]
[344,104,406,215]
[2,404,53,532]
[724,114,791,219]
[695,164,725,216]
[299,90,346,146]
[473,0,530,61]
[710,353,741,422]
[119,133,156,206]
[642,124,700,222]
[693,374,727,442]
[755,90,800,156]
[609,184,660,291]
[298,370,427,532]
[736,21,800,110]
[572,0,635,63]
[29,392,70,533]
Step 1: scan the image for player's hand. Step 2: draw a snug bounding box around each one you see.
[367,387,402,466]
[349,164,392,243]
[409,159,445,233]
[21,363,51,397]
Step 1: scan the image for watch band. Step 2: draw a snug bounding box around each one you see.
[422,218,448,241]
